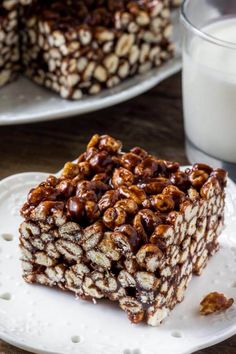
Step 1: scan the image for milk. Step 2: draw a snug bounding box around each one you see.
[183,18,236,164]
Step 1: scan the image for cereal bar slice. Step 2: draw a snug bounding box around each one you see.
[20,0,174,99]
[19,135,227,325]
[0,0,19,87]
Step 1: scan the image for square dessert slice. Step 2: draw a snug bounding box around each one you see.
[0,0,19,87]
[19,135,227,326]
[20,0,174,99]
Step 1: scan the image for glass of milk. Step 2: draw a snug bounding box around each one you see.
[181,0,236,179]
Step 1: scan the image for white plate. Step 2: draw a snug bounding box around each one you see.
[0,12,181,126]
[0,170,236,354]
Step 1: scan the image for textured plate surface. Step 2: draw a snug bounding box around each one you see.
[0,12,181,126]
[0,171,236,354]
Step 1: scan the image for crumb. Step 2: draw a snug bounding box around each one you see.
[200,292,234,315]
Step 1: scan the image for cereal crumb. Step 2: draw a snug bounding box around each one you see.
[200,292,234,315]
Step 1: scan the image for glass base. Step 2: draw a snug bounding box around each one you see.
[186,139,236,182]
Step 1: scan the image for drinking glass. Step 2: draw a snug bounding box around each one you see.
[181,0,236,180]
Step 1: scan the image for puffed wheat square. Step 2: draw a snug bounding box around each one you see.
[19,135,227,326]
[20,0,174,99]
[0,0,19,87]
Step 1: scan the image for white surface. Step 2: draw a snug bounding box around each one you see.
[0,12,181,126]
[0,171,236,354]
[183,18,236,164]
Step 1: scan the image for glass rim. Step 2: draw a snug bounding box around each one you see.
[180,0,236,50]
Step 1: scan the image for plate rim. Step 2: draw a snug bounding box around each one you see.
[1,326,236,354]
[0,60,181,126]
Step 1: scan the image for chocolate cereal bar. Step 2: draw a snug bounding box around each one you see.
[0,0,19,87]
[20,0,174,99]
[19,135,227,325]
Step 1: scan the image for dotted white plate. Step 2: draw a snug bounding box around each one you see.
[0,12,181,126]
[0,171,236,354]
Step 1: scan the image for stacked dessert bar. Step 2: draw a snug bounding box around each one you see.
[19,135,227,325]
[21,0,174,99]
[0,0,182,99]
[0,0,19,87]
